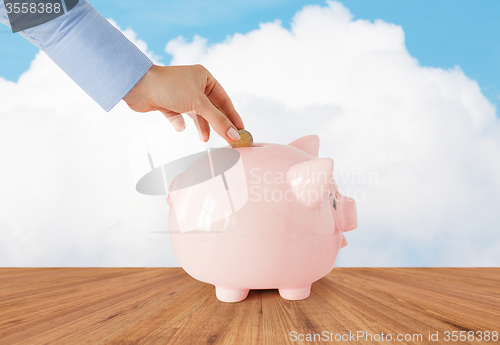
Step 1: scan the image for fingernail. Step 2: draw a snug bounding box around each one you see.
[171,116,185,132]
[227,127,240,141]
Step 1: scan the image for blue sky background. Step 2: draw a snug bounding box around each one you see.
[1,0,500,112]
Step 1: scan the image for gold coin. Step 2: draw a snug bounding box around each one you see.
[230,129,254,148]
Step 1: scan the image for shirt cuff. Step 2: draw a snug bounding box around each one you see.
[46,7,153,112]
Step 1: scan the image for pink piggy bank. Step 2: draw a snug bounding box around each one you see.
[166,135,357,302]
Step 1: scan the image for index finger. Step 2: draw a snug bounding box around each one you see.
[205,75,245,130]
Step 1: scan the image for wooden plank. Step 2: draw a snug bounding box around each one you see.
[0,268,499,344]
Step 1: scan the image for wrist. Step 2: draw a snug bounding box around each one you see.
[123,64,159,108]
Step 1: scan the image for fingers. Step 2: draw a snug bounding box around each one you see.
[196,115,211,142]
[159,109,186,132]
[184,110,210,142]
[154,65,243,144]
[205,75,245,130]
[161,108,210,142]
[196,97,241,144]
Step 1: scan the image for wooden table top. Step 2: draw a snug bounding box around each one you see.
[0,268,499,344]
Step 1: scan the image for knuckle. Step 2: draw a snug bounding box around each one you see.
[217,96,229,109]
[193,64,206,73]
[216,115,228,128]
[193,98,204,113]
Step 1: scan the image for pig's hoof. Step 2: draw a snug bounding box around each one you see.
[216,287,249,302]
[279,286,311,300]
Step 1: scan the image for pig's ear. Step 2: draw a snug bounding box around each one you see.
[288,135,319,158]
[337,194,358,232]
[287,158,333,209]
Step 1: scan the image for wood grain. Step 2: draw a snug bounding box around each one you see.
[0,268,499,344]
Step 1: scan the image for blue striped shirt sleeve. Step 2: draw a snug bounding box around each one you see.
[0,0,153,112]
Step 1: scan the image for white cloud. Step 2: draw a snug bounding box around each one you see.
[0,20,179,267]
[108,19,163,64]
[0,1,499,267]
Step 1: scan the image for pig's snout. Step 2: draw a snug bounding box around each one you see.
[337,195,358,232]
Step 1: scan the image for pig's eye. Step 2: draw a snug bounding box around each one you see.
[327,193,337,210]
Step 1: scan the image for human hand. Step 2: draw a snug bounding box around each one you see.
[123,64,244,143]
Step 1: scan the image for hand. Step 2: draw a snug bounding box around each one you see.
[123,64,244,143]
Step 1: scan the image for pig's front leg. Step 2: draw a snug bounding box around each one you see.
[215,287,250,302]
[278,285,311,300]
